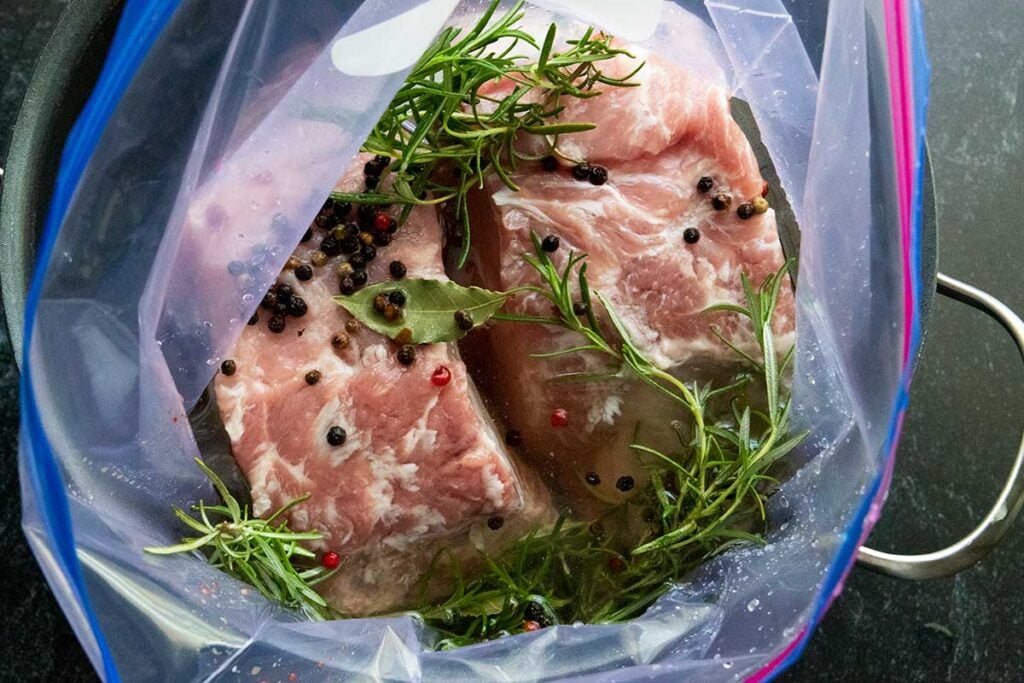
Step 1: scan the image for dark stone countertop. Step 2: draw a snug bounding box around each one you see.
[0,1,1021,681]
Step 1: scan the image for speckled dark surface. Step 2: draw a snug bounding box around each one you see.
[1,1,1021,681]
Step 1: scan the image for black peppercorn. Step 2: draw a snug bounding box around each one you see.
[397,344,417,365]
[364,174,379,190]
[350,269,368,288]
[737,202,755,220]
[305,370,321,385]
[332,200,352,218]
[615,475,635,492]
[261,290,278,310]
[364,155,389,176]
[572,301,587,316]
[341,222,359,237]
[541,235,560,252]
[505,429,522,446]
[221,359,236,376]
[386,217,398,234]
[349,253,367,271]
[314,212,334,229]
[288,296,307,318]
[454,309,474,331]
[227,260,246,276]
[585,471,601,486]
[300,228,313,243]
[571,162,591,181]
[356,203,376,227]
[696,176,714,193]
[711,193,732,211]
[275,283,293,298]
[268,314,286,333]
[588,165,608,185]
[341,235,361,254]
[388,290,406,307]
[339,277,356,295]
[541,155,558,172]
[295,264,313,281]
[373,231,392,247]
[683,227,700,244]
[248,312,259,325]
[389,260,407,279]
[361,244,377,262]
[487,516,504,531]
[320,236,341,256]
[326,426,347,446]
[524,602,547,625]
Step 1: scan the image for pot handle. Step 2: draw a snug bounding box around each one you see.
[856,273,1024,579]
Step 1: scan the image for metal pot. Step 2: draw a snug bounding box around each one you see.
[1,0,1020,585]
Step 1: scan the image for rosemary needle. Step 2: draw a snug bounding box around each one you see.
[144,458,339,621]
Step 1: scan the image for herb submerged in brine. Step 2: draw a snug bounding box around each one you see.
[143,459,339,621]
[329,0,643,267]
[415,243,806,648]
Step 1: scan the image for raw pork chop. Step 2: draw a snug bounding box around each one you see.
[464,49,795,510]
[215,156,548,613]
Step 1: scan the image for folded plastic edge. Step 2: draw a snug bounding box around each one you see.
[747,0,931,680]
[18,1,182,680]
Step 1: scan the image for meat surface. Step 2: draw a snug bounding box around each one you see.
[214,157,549,613]
[464,49,795,509]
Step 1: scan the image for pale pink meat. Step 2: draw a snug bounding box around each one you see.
[214,157,547,612]
[464,51,795,509]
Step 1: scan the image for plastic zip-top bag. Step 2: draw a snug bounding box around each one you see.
[19,0,928,680]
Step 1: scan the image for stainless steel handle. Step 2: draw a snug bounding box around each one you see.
[856,273,1024,579]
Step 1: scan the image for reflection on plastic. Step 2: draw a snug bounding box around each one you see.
[331,0,461,76]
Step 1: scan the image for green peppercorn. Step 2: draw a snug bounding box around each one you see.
[751,196,769,214]
[373,294,388,313]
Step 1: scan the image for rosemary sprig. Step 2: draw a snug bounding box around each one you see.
[416,239,807,644]
[330,0,642,267]
[144,458,338,620]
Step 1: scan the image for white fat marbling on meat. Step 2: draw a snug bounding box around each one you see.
[248,442,283,517]
[380,505,447,551]
[217,381,248,441]
[586,393,623,432]
[479,463,507,511]
[311,396,361,465]
[400,393,440,454]
[360,343,388,366]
